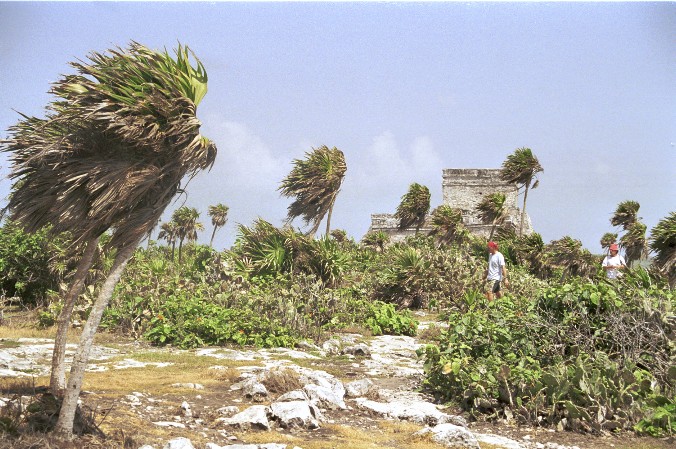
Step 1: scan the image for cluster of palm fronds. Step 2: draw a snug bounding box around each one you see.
[229,219,347,287]
[279,145,346,237]
[1,42,216,252]
[394,182,431,231]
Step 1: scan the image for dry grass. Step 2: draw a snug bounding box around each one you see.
[260,368,303,394]
[416,323,444,342]
[241,421,448,449]
[81,350,261,396]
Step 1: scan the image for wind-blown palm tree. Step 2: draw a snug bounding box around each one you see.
[158,221,179,260]
[611,200,647,267]
[394,183,431,233]
[279,145,347,237]
[362,230,390,252]
[500,147,543,236]
[649,211,676,287]
[512,232,547,278]
[611,200,641,229]
[207,203,229,248]
[1,42,216,438]
[428,205,468,247]
[477,192,507,241]
[621,221,648,267]
[172,206,204,263]
[600,232,618,252]
[544,236,596,279]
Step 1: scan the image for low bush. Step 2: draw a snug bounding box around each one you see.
[419,272,675,434]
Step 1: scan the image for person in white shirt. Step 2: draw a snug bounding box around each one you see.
[602,243,626,279]
[484,241,508,301]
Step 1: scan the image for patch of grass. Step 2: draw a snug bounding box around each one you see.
[416,324,444,342]
[81,351,262,397]
[0,326,57,340]
[260,368,303,394]
[241,421,446,449]
[0,340,22,349]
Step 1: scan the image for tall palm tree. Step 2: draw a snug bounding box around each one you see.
[500,147,543,236]
[394,183,431,233]
[611,200,641,229]
[621,221,648,267]
[1,42,216,438]
[611,200,646,267]
[428,205,468,247]
[207,203,229,248]
[649,211,676,287]
[477,192,507,241]
[279,145,347,237]
[158,221,179,260]
[172,206,204,263]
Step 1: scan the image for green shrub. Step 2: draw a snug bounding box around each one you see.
[420,275,675,432]
[0,221,67,306]
[365,301,418,336]
[143,293,296,349]
[635,396,675,437]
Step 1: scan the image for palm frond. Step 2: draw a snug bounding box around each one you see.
[394,183,431,231]
[279,146,346,235]
[1,41,217,252]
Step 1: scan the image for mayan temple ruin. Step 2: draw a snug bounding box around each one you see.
[366,168,533,242]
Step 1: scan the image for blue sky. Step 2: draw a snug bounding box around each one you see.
[1,2,674,252]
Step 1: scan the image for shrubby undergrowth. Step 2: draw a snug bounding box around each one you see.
[3,220,674,436]
[419,268,674,435]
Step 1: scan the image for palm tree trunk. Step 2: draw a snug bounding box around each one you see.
[50,237,99,395]
[171,241,176,261]
[178,238,184,264]
[307,220,321,239]
[54,242,138,439]
[489,218,497,241]
[209,226,217,248]
[325,200,335,236]
[520,185,530,237]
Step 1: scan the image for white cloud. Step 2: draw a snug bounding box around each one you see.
[206,120,288,189]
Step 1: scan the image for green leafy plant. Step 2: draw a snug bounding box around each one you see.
[365,301,418,336]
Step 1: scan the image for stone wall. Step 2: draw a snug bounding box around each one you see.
[365,168,533,242]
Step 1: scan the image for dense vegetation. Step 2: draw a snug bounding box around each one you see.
[0,214,673,437]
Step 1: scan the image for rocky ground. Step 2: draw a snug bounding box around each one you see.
[0,314,672,449]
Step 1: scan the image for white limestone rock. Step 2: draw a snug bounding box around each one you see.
[270,400,320,429]
[415,423,480,449]
[163,437,195,449]
[217,405,271,430]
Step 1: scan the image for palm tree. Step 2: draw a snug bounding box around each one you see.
[172,206,204,264]
[477,192,507,241]
[394,183,431,233]
[610,200,647,267]
[600,232,618,251]
[428,205,468,247]
[611,200,641,229]
[512,232,547,278]
[649,211,676,287]
[1,42,216,438]
[207,203,229,248]
[158,221,179,260]
[500,147,543,236]
[621,221,648,267]
[544,236,596,279]
[362,230,390,252]
[279,145,347,237]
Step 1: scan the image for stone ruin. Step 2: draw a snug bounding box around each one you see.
[366,168,533,243]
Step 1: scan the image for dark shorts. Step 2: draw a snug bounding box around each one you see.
[484,279,501,294]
